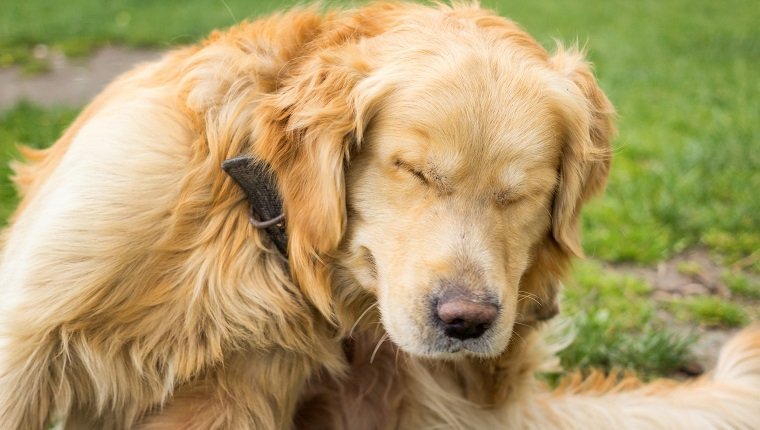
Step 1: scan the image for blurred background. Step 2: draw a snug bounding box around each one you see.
[1,0,757,380]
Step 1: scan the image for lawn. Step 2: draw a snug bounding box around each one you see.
[1,0,758,379]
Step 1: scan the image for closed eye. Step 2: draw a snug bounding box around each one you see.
[494,190,524,207]
[395,160,430,185]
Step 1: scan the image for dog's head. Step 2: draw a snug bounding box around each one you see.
[255,4,614,359]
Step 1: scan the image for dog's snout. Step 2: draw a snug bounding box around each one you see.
[435,293,498,340]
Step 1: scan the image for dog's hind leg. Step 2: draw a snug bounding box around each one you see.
[511,325,760,430]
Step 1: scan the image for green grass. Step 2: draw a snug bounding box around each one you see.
[0,0,307,68]
[724,271,760,300]
[558,261,694,377]
[0,104,79,224]
[564,260,655,329]
[669,295,750,327]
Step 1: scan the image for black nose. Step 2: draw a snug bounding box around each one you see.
[435,294,498,340]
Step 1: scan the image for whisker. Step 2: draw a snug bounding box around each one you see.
[350,302,378,336]
[517,291,540,306]
[219,0,238,24]
[513,320,531,328]
[519,290,539,299]
[370,333,389,364]
[394,342,401,370]
[511,329,525,343]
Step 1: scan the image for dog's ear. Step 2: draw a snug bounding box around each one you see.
[548,46,616,257]
[253,46,381,318]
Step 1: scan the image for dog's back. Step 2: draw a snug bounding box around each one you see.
[0,7,344,428]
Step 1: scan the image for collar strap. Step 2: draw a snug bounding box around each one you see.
[222,156,288,257]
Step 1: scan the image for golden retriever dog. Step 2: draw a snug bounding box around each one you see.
[1,2,759,429]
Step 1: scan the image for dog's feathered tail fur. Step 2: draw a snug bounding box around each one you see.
[515,324,760,430]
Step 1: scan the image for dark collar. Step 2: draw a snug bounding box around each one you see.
[222,156,288,257]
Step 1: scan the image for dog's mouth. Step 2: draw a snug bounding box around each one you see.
[378,299,510,360]
[420,330,503,358]
[393,328,509,360]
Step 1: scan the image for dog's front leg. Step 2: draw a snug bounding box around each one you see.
[137,347,327,430]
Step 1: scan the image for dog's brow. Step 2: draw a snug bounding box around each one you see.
[499,168,525,190]
[410,127,432,141]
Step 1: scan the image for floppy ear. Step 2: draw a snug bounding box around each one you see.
[549,46,616,257]
[252,47,375,319]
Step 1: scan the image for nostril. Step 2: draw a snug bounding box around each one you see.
[436,297,498,340]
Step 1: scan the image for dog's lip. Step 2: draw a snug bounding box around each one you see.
[413,342,500,360]
[421,335,501,357]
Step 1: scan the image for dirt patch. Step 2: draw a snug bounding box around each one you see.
[606,248,759,373]
[609,248,731,299]
[0,46,163,110]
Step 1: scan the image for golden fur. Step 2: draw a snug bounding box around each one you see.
[1,2,758,429]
